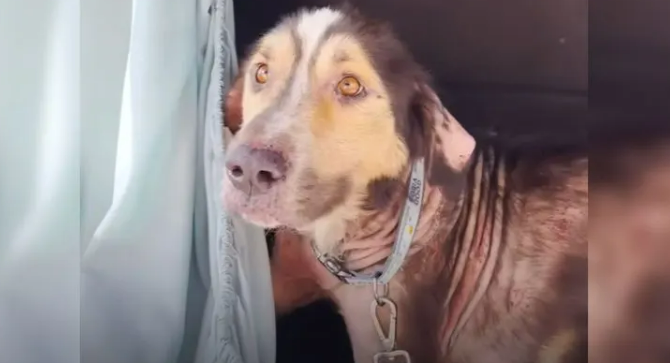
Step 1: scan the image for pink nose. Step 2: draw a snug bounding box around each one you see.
[225,145,287,195]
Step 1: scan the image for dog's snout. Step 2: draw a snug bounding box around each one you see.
[225,145,287,194]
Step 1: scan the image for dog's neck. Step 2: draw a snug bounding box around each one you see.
[335,147,507,355]
[324,145,488,281]
[336,166,453,274]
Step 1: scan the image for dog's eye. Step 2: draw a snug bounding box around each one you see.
[336,76,363,97]
[255,64,269,84]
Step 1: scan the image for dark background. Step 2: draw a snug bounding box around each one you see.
[231,0,669,362]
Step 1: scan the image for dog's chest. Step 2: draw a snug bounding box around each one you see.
[332,286,387,363]
[328,253,579,363]
[330,281,439,363]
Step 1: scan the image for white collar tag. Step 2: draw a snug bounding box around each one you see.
[313,158,426,285]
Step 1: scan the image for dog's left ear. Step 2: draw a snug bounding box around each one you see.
[364,82,476,210]
[411,83,476,192]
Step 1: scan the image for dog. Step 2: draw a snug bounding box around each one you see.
[222,6,587,363]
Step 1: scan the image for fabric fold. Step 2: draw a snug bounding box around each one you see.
[194,0,276,362]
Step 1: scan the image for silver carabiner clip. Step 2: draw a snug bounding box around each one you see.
[370,296,397,352]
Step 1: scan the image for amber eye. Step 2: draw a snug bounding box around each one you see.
[255,63,269,84]
[337,76,363,97]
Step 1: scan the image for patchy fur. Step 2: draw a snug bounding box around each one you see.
[222,6,587,363]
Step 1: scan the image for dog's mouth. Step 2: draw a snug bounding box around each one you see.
[222,163,352,231]
[221,171,294,229]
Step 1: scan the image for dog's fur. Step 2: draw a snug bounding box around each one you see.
[589,143,670,363]
[222,7,587,363]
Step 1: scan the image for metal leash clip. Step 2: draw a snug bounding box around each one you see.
[371,279,411,363]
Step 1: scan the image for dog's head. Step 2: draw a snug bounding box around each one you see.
[222,7,475,245]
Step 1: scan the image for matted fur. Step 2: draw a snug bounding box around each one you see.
[222,6,587,363]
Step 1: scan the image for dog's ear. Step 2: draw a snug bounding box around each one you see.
[364,83,476,209]
[223,71,245,134]
[411,83,476,197]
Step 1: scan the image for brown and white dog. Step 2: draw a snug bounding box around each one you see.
[222,6,587,363]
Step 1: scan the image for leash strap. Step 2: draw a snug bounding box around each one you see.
[312,158,426,285]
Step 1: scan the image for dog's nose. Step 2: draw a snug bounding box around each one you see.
[225,145,287,194]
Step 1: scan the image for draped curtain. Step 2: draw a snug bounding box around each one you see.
[0,1,275,362]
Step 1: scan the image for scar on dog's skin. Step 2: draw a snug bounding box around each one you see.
[222,6,587,363]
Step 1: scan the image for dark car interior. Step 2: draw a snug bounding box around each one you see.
[232,0,669,362]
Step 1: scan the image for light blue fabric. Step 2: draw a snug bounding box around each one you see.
[0,1,275,363]
[193,1,276,362]
[79,0,201,362]
[0,1,80,363]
